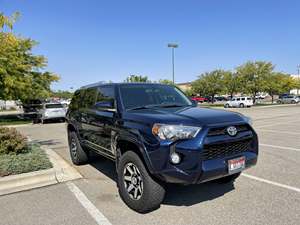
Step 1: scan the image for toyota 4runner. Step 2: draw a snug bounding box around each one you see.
[66,83,258,213]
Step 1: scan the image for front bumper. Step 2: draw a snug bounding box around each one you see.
[154,151,257,184]
[146,123,258,184]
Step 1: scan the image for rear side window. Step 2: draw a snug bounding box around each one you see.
[237,98,240,101]
[241,98,245,100]
[69,90,83,110]
[45,104,63,109]
[83,88,97,108]
[247,98,251,100]
[95,86,115,108]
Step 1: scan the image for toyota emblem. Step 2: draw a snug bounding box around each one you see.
[227,126,237,136]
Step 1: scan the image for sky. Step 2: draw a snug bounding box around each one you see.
[1,0,300,90]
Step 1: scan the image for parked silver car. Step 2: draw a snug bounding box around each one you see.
[39,103,67,123]
[277,95,299,104]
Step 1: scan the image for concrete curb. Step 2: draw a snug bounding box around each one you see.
[0,146,82,196]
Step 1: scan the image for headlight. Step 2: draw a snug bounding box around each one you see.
[152,124,201,141]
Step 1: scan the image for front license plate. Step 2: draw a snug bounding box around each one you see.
[228,156,245,174]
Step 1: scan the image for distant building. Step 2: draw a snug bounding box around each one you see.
[177,82,192,91]
[290,74,300,95]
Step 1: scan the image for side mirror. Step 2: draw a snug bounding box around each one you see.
[191,100,198,107]
[94,101,114,110]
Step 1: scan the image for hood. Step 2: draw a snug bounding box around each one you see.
[123,106,246,126]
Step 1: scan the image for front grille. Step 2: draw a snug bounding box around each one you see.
[207,124,250,136]
[202,139,252,160]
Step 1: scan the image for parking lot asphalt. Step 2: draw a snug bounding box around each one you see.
[0,104,300,225]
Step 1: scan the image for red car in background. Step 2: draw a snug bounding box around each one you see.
[191,96,208,103]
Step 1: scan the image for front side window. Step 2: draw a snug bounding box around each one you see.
[119,84,192,110]
[95,86,115,108]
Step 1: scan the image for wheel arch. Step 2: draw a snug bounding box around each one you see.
[115,138,154,175]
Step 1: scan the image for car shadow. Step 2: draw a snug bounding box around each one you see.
[89,154,235,207]
[89,154,118,182]
[33,139,63,146]
[163,182,235,206]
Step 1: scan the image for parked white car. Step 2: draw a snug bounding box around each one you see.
[224,97,253,108]
[39,103,67,123]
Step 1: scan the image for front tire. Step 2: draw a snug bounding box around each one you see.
[239,103,245,108]
[117,151,165,213]
[68,131,89,165]
[224,104,230,108]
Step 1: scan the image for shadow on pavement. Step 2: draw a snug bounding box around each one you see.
[163,182,235,206]
[34,139,63,146]
[89,154,235,207]
[90,154,118,182]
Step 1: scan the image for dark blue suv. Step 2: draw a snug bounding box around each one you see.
[66,83,258,213]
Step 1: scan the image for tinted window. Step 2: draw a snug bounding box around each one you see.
[120,84,191,110]
[83,88,97,108]
[69,90,83,110]
[45,104,64,109]
[237,98,241,101]
[241,98,245,100]
[95,86,115,108]
[247,98,251,100]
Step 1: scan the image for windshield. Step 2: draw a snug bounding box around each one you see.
[119,84,192,110]
[45,104,64,109]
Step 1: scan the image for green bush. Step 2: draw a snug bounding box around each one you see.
[0,144,52,176]
[0,127,28,155]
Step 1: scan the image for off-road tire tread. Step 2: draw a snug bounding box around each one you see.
[117,151,165,213]
[68,131,89,165]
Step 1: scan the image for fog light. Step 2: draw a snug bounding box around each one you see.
[170,152,181,164]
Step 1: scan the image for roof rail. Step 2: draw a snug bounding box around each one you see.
[80,81,107,89]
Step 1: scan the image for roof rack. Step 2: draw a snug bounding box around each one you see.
[80,81,107,89]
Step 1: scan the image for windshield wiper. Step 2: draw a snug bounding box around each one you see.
[127,105,156,111]
[158,104,188,108]
[128,103,188,111]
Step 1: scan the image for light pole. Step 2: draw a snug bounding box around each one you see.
[297,65,300,95]
[167,43,178,84]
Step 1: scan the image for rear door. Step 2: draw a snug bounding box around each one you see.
[86,85,116,157]
[80,88,98,142]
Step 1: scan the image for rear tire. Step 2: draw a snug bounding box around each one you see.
[239,103,245,108]
[224,104,230,108]
[117,151,165,213]
[68,131,89,165]
[291,100,296,104]
[215,172,241,184]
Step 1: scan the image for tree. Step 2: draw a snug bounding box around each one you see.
[158,79,173,85]
[0,12,59,102]
[237,61,274,103]
[223,71,241,99]
[264,73,295,103]
[51,90,74,99]
[125,75,150,83]
[191,70,224,103]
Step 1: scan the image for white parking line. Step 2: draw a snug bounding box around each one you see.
[255,120,300,129]
[67,182,112,225]
[242,173,300,193]
[257,129,300,135]
[260,143,300,152]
